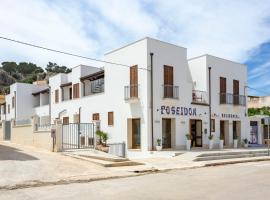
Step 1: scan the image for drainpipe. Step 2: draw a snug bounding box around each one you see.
[208,67,212,137]
[49,86,51,124]
[78,107,81,123]
[150,53,154,151]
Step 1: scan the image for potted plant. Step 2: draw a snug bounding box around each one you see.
[96,130,109,153]
[243,138,249,148]
[219,135,224,150]
[208,134,214,150]
[156,138,162,151]
[233,135,238,148]
[185,134,191,150]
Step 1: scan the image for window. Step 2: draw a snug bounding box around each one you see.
[55,89,59,103]
[92,113,100,121]
[12,96,15,108]
[108,112,114,126]
[63,117,69,125]
[73,83,80,99]
[211,119,215,132]
[69,87,72,100]
[8,104,10,114]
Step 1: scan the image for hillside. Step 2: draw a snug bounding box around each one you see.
[0,62,71,94]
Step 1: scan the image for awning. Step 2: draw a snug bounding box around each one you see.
[32,88,49,96]
[80,70,104,82]
[60,82,72,88]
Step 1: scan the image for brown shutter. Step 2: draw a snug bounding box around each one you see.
[108,112,114,126]
[55,89,59,103]
[92,113,100,121]
[220,77,226,93]
[73,83,80,99]
[164,65,173,98]
[130,65,138,97]
[63,117,69,124]
[233,80,239,95]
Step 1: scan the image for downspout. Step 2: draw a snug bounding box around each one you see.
[49,86,51,124]
[79,107,81,123]
[208,67,212,137]
[150,53,154,150]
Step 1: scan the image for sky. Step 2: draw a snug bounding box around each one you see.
[0,0,270,95]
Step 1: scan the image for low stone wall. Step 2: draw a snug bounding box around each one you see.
[11,124,53,151]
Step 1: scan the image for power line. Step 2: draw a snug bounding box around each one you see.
[247,86,270,96]
[0,36,150,71]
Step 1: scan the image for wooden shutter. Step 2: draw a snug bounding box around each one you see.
[63,117,69,124]
[233,80,239,104]
[108,112,114,126]
[92,113,100,121]
[130,65,138,97]
[73,83,80,99]
[164,65,173,85]
[164,65,173,98]
[55,89,59,103]
[220,77,226,93]
[233,80,239,95]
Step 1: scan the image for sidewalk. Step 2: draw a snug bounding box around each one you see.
[1,141,270,190]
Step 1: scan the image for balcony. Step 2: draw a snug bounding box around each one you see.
[220,93,246,106]
[162,85,179,99]
[192,90,208,104]
[124,85,139,101]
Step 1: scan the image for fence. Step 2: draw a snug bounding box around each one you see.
[14,118,32,126]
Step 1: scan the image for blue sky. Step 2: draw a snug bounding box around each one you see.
[0,0,270,95]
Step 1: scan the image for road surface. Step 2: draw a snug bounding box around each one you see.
[1,161,270,200]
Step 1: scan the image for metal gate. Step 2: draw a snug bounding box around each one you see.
[62,123,95,150]
[4,121,11,140]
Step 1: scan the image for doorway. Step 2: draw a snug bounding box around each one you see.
[190,119,202,147]
[220,120,230,146]
[162,118,171,148]
[132,119,141,149]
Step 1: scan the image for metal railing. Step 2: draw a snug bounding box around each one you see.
[162,85,179,99]
[124,85,139,100]
[15,118,31,126]
[192,90,208,104]
[220,93,246,106]
[35,124,51,131]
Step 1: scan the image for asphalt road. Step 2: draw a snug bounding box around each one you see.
[1,161,270,200]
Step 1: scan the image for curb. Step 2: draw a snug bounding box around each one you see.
[204,157,270,167]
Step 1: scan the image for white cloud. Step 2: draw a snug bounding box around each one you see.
[0,0,270,70]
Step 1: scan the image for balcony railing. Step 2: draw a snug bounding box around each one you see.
[124,85,139,101]
[220,93,246,106]
[162,85,179,99]
[192,90,208,104]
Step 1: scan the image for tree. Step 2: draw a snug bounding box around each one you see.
[46,62,71,73]
[1,62,17,75]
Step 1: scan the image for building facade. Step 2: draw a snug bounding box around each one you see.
[1,38,249,156]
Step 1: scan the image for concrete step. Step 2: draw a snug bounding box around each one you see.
[197,150,269,157]
[63,153,143,167]
[195,152,269,162]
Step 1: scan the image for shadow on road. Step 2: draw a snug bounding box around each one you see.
[0,144,38,161]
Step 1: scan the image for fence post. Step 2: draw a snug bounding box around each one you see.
[54,119,63,152]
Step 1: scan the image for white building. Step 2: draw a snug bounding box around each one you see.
[0,82,48,124]
[1,37,249,156]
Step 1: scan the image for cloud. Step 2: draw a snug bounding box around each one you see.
[0,0,270,74]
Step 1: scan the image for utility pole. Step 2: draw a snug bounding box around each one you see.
[208,67,212,136]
